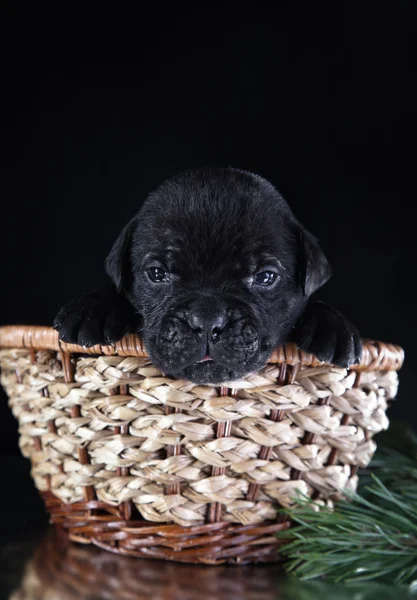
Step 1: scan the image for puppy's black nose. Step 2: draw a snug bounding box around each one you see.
[189,313,227,335]
[187,297,228,337]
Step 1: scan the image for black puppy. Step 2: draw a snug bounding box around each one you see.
[54,168,362,384]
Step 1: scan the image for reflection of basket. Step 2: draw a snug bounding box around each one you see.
[11,529,279,600]
[0,325,404,564]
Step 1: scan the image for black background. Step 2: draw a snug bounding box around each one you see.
[1,4,416,456]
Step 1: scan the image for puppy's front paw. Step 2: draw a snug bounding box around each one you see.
[294,301,362,367]
[53,287,134,347]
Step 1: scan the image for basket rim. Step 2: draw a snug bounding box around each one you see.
[0,325,404,372]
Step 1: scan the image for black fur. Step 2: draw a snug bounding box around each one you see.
[54,168,362,383]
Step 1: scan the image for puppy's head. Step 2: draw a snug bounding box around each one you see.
[106,168,331,383]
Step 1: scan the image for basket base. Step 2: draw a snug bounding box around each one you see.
[42,492,289,565]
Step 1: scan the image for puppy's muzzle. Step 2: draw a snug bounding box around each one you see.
[157,294,260,364]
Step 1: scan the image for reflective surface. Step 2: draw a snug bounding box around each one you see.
[7,530,284,600]
[3,529,415,600]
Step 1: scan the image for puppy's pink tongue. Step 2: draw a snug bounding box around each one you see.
[198,355,212,363]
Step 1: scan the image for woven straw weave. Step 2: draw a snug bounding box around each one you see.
[0,325,403,564]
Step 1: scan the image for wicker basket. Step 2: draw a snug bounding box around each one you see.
[0,325,404,565]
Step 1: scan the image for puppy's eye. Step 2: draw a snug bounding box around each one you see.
[147,267,168,283]
[254,270,279,287]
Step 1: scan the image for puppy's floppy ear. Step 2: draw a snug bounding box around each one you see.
[298,227,332,296]
[105,217,137,293]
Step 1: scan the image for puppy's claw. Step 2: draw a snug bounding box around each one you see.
[53,287,136,348]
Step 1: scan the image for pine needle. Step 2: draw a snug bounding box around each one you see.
[277,423,417,587]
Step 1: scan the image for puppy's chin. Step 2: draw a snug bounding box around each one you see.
[149,351,271,385]
[180,360,266,385]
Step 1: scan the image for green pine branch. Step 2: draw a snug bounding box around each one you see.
[277,423,417,587]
